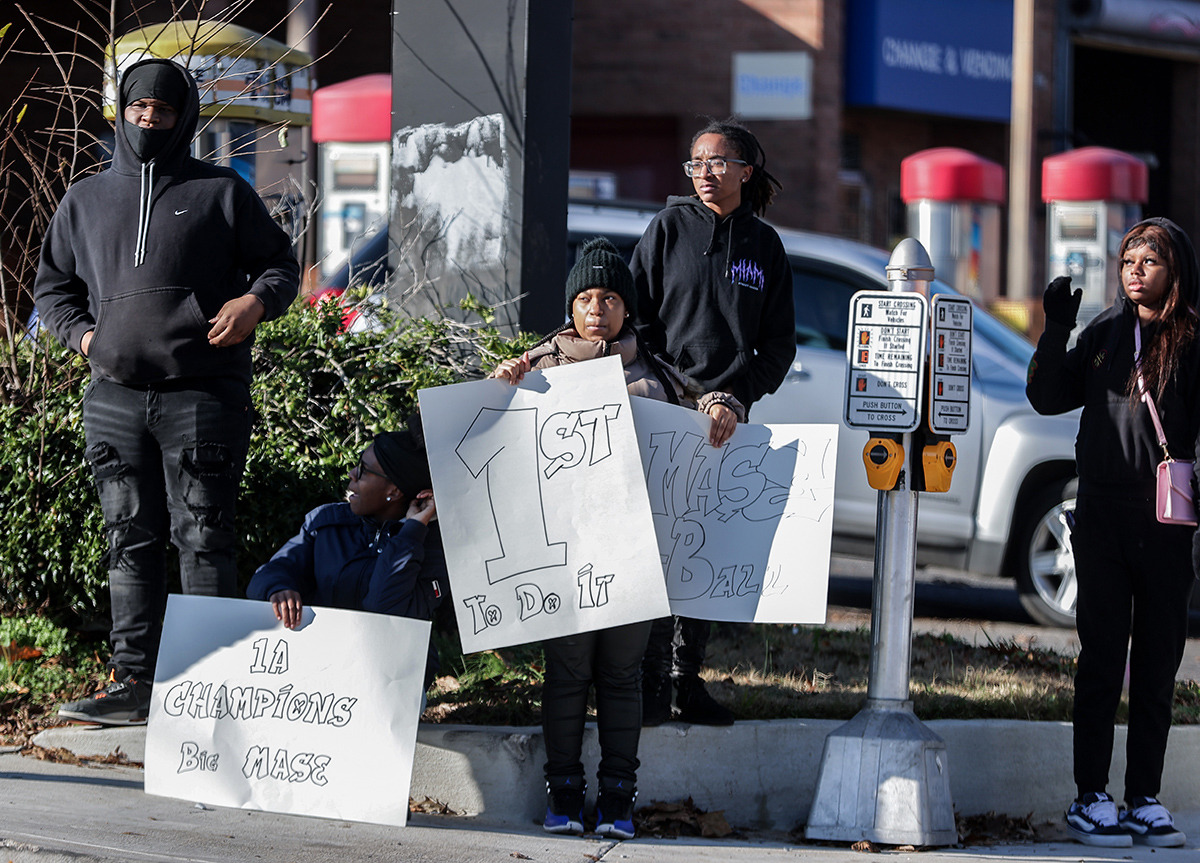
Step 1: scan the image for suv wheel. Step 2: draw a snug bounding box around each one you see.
[1012,478,1078,628]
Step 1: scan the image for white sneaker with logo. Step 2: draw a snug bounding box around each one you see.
[1119,797,1186,847]
[1065,792,1132,847]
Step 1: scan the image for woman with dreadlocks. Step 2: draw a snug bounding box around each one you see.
[1027,218,1200,849]
[629,117,795,727]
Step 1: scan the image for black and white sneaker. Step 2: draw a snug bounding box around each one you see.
[1119,797,1186,847]
[1065,792,1132,847]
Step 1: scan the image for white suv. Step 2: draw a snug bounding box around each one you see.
[332,202,1084,627]
[567,201,1081,628]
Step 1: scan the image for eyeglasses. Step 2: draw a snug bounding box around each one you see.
[352,458,389,482]
[682,157,749,177]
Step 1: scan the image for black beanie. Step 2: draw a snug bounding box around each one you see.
[372,415,431,502]
[565,237,637,319]
[122,61,189,113]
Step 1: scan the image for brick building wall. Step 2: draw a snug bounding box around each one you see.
[570,0,840,233]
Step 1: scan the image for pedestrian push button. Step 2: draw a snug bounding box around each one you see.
[921,441,956,493]
[862,437,904,490]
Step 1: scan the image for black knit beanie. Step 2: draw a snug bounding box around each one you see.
[372,413,431,502]
[121,61,189,112]
[564,237,636,319]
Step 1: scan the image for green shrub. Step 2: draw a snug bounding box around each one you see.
[0,614,104,703]
[0,292,534,627]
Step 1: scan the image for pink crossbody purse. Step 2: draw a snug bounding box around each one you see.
[1135,322,1197,526]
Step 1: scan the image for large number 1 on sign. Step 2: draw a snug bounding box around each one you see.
[456,406,567,584]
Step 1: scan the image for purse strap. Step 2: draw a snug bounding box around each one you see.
[1133,321,1172,460]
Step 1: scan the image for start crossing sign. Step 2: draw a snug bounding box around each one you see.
[844,291,927,432]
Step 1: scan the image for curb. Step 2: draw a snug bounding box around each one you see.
[33,719,1200,829]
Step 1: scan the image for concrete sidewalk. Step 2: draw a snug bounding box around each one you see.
[32,717,1200,830]
[3,748,1199,863]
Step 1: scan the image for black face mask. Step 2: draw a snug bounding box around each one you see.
[125,122,174,163]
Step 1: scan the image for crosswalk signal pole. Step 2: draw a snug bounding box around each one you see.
[805,239,959,847]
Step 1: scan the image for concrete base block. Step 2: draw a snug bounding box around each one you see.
[32,719,1200,833]
[805,707,957,845]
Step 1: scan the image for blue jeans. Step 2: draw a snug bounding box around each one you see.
[83,377,252,677]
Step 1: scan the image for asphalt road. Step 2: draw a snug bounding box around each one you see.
[824,555,1200,682]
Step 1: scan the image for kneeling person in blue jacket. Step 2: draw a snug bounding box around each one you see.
[247,424,445,688]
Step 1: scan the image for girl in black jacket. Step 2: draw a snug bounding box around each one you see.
[1027,218,1200,848]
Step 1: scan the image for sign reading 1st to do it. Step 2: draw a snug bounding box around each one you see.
[844,291,928,432]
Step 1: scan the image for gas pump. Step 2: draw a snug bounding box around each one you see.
[103,20,314,237]
[312,75,392,276]
[807,238,972,847]
[901,147,1004,304]
[1043,147,1147,331]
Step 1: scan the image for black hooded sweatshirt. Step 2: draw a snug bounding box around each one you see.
[629,196,795,408]
[33,58,299,387]
[1026,217,1200,496]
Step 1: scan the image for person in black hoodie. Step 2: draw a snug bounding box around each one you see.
[1027,218,1200,849]
[630,118,795,726]
[34,58,300,725]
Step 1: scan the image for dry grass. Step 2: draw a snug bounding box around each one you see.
[425,622,1200,726]
[703,623,1078,722]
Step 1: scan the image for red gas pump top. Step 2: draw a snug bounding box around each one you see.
[900,148,1005,204]
[312,74,391,143]
[1041,146,1148,203]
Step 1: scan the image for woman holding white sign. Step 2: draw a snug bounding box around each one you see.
[1027,218,1200,848]
[246,422,445,688]
[493,237,742,838]
[629,118,794,728]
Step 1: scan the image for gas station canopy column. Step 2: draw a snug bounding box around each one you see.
[1042,146,1147,331]
[901,147,1005,305]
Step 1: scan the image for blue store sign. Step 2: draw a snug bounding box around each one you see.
[845,0,1013,122]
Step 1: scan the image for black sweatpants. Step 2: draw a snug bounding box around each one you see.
[542,619,651,788]
[1071,493,1195,801]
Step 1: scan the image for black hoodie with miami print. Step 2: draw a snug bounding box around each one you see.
[34,58,299,387]
[629,195,795,409]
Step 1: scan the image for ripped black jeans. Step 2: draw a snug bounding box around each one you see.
[83,377,251,677]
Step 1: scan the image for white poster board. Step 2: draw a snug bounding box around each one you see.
[418,356,671,653]
[145,595,429,827]
[632,398,837,623]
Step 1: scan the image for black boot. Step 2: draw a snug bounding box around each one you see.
[641,616,675,727]
[673,674,734,726]
[641,672,672,727]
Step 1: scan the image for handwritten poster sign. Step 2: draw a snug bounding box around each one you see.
[145,595,430,827]
[631,398,837,623]
[418,356,671,653]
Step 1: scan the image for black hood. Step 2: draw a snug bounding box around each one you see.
[1121,216,1200,312]
[113,58,199,174]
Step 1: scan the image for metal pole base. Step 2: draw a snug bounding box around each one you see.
[805,702,957,846]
